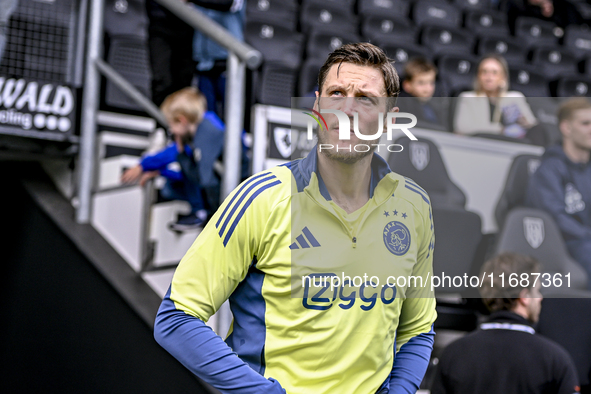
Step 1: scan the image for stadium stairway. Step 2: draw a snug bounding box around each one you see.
[1,161,216,393]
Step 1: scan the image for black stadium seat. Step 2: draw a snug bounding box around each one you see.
[256,62,298,107]
[564,25,591,60]
[452,0,492,10]
[494,154,541,229]
[378,41,431,76]
[306,30,361,62]
[361,15,417,44]
[358,0,411,19]
[531,46,579,80]
[105,36,152,111]
[412,0,462,28]
[421,25,475,57]
[245,0,299,31]
[438,54,478,96]
[300,4,358,34]
[298,57,323,96]
[477,35,525,67]
[555,76,591,97]
[301,0,356,14]
[388,137,467,208]
[514,17,559,48]
[509,67,550,97]
[432,205,483,295]
[245,21,303,68]
[465,9,510,37]
[494,207,588,291]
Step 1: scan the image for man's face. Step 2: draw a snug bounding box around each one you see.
[562,108,591,152]
[315,62,395,164]
[403,71,436,100]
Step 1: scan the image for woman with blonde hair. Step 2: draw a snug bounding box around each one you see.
[454,54,538,138]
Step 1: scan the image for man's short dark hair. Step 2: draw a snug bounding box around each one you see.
[317,42,400,109]
[479,252,540,312]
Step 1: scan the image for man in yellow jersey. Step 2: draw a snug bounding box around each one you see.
[154,42,437,394]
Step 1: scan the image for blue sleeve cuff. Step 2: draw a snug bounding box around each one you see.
[389,326,435,394]
[154,288,285,394]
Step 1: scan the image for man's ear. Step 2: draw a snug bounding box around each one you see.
[559,119,570,139]
[517,288,530,307]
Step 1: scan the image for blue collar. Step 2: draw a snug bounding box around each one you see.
[295,146,392,200]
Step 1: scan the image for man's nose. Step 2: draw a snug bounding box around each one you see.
[340,97,356,118]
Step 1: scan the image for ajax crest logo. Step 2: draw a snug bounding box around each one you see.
[383,221,411,256]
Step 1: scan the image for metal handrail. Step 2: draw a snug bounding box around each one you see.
[95,58,168,127]
[77,0,262,224]
[155,0,262,70]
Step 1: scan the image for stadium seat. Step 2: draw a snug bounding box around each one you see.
[526,96,561,145]
[244,21,303,68]
[494,154,541,229]
[509,67,550,97]
[245,0,299,31]
[421,25,475,57]
[465,9,510,37]
[514,17,559,48]
[494,207,589,291]
[361,15,417,44]
[300,4,358,34]
[412,0,462,28]
[452,0,492,10]
[388,137,467,208]
[298,57,323,96]
[358,0,411,19]
[437,54,478,97]
[432,205,483,295]
[531,46,579,80]
[306,30,361,63]
[105,36,152,111]
[301,0,356,14]
[554,76,591,97]
[477,35,525,67]
[256,62,299,108]
[103,0,148,38]
[377,41,431,76]
[564,25,591,61]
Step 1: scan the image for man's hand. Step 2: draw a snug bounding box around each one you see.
[121,165,143,184]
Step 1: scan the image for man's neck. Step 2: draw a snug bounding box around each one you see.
[563,141,590,164]
[317,151,372,214]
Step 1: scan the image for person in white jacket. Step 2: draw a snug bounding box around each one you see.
[454,54,537,138]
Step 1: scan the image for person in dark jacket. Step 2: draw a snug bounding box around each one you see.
[432,253,580,394]
[526,97,591,288]
[145,0,234,106]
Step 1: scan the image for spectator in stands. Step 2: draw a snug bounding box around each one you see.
[431,252,580,394]
[454,54,538,140]
[121,87,209,231]
[400,57,450,132]
[192,0,244,119]
[526,98,591,288]
[146,0,235,107]
[507,0,584,35]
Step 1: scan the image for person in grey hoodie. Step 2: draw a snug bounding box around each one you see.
[526,97,591,289]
